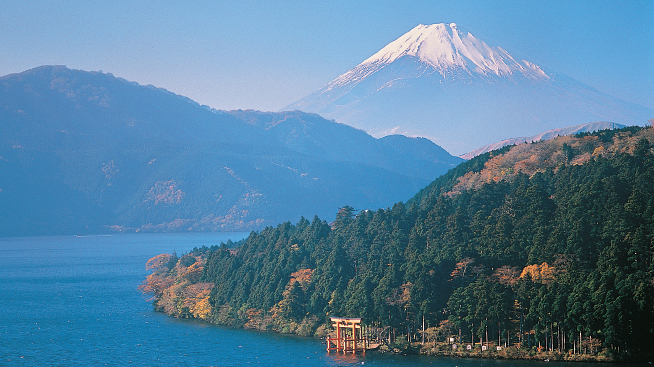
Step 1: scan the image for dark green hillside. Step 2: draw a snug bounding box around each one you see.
[144,126,654,361]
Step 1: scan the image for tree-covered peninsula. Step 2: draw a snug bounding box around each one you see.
[142,126,654,362]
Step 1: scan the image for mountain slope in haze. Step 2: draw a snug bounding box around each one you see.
[460,121,627,159]
[284,23,653,155]
[0,66,462,237]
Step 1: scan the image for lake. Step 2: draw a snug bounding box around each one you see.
[0,233,609,366]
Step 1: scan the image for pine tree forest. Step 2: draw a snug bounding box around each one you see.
[142,126,654,362]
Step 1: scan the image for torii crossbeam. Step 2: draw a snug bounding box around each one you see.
[326,317,367,354]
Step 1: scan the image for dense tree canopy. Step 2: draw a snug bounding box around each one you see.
[143,127,654,361]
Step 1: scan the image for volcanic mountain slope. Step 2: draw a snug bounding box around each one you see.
[0,66,462,237]
[284,23,653,156]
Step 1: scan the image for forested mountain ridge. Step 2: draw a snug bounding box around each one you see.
[143,126,654,361]
[412,125,653,203]
[459,121,627,159]
[0,66,461,236]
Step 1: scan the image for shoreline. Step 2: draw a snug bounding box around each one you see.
[413,344,614,362]
[158,308,616,363]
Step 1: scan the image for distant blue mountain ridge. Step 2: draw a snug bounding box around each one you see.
[0,66,462,236]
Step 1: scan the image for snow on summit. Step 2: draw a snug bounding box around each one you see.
[283,23,653,155]
[330,23,548,89]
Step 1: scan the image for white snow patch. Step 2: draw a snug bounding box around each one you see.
[328,23,549,90]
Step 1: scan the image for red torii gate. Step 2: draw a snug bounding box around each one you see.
[326,317,367,354]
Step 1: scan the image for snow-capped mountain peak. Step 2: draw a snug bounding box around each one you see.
[283,23,652,155]
[329,23,548,90]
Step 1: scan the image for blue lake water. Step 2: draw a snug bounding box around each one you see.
[0,233,609,366]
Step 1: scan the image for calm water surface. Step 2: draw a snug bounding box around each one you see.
[0,233,610,366]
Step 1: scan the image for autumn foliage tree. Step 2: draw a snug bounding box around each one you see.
[141,127,654,361]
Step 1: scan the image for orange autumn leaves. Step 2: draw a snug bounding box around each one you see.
[141,252,317,328]
[140,253,214,321]
[269,268,314,319]
[450,257,559,285]
[449,127,654,195]
[519,262,557,284]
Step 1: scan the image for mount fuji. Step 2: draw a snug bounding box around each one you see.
[284,23,653,155]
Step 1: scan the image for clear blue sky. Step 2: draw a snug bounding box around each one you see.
[2,0,652,111]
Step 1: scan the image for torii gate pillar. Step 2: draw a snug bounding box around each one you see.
[326,317,366,354]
